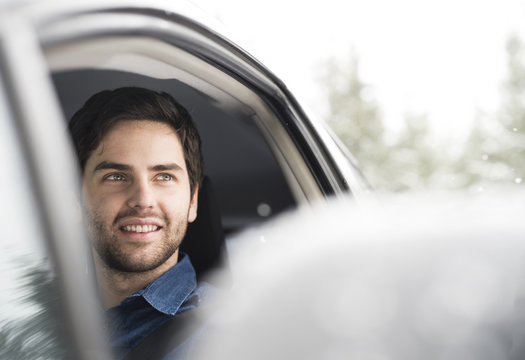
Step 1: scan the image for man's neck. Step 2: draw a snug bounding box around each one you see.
[93,251,179,309]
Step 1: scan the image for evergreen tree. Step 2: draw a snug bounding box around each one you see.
[492,33,525,185]
[461,33,525,190]
[319,52,438,192]
[319,36,525,193]
[319,52,392,190]
[389,112,438,191]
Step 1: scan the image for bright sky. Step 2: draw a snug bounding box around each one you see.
[191,0,525,140]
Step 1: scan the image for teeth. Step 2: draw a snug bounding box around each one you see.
[123,225,158,233]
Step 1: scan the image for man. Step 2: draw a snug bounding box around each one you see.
[69,87,211,359]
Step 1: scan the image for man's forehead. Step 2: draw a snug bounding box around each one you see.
[86,120,185,170]
[92,160,184,173]
[98,120,182,148]
[103,120,180,140]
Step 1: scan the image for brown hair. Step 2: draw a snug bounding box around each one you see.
[68,87,203,194]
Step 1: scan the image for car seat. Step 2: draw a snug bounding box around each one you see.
[180,176,229,284]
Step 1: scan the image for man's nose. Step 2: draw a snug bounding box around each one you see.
[127,180,155,210]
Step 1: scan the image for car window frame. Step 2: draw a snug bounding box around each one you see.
[27,1,366,199]
[0,10,111,360]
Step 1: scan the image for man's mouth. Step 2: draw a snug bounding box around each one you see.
[120,225,160,233]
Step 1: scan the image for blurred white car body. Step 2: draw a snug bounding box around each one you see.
[198,192,525,360]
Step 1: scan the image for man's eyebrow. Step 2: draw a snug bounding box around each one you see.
[92,162,183,173]
[93,161,131,172]
[149,163,184,172]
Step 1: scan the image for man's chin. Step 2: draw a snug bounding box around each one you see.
[95,247,179,274]
[102,258,165,273]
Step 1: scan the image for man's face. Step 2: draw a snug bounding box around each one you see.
[82,120,198,273]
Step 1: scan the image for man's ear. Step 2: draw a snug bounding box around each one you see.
[188,185,199,223]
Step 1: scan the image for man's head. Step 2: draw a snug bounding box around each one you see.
[69,87,203,274]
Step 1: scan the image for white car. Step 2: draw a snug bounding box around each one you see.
[0,1,368,359]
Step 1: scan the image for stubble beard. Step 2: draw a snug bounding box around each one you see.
[87,210,188,273]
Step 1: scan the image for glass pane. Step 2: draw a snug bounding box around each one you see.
[0,72,69,359]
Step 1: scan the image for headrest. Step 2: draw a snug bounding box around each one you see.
[181,176,228,281]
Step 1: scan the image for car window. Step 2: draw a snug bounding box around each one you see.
[0,72,70,359]
[52,68,297,233]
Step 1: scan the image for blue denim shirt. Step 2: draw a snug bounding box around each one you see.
[105,254,213,360]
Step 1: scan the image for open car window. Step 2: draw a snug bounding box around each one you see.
[31,2,373,235]
[45,34,320,234]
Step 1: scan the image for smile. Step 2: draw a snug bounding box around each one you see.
[121,225,159,233]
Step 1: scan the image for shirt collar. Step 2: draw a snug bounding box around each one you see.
[134,254,197,315]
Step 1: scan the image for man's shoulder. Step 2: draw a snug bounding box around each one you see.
[120,279,226,360]
[156,281,226,360]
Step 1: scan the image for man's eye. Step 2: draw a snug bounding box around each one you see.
[105,174,125,181]
[157,174,173,181]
